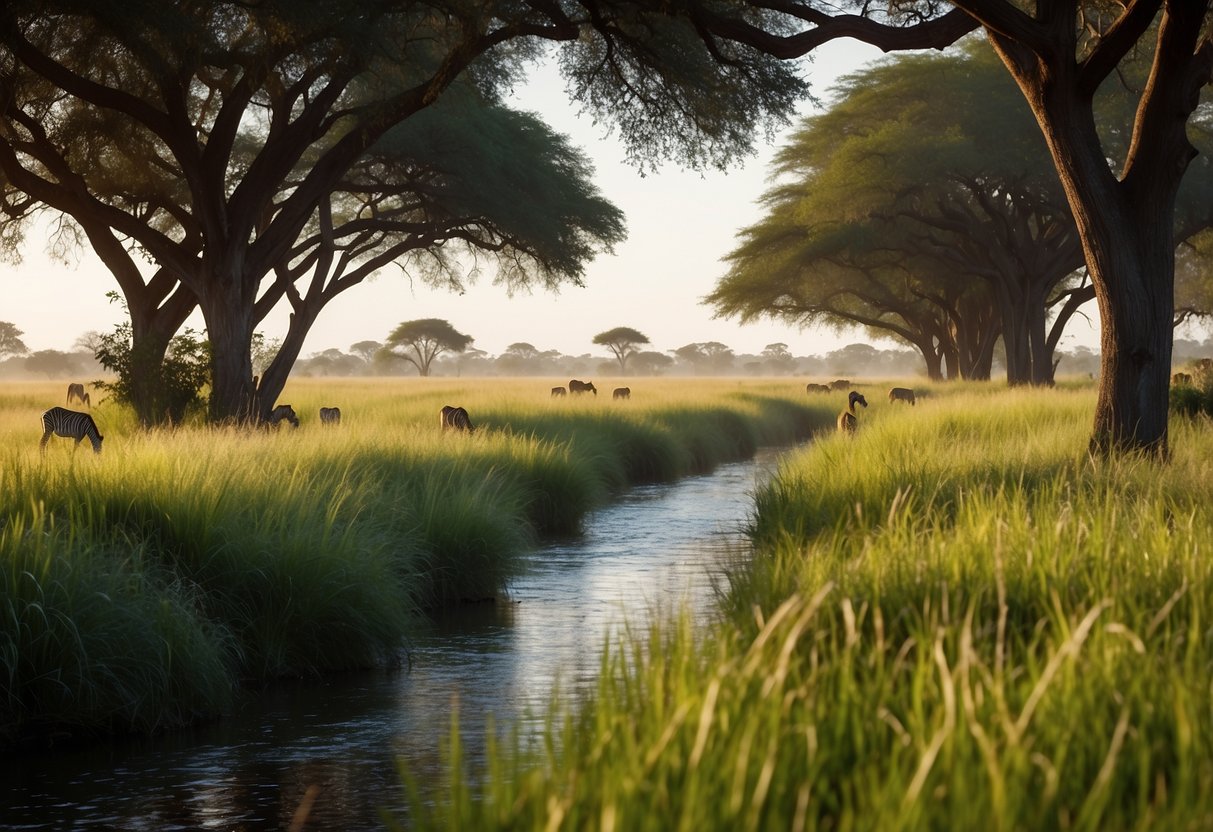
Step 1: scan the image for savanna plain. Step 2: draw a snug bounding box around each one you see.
[5,377,1213,831]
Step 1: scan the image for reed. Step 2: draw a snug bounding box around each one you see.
[0,377,824,745]
[403,383,1213,830]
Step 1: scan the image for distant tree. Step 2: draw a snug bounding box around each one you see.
[73,331,104,356]
[349,341,383,364]
[25,349,74,379]
[1175,231,1213,328]
[0,322,28,359]
[761,343,796,374]
[630,350,675,376]
[593,327,650,373]
[673,342,736,375]
[383,319,473,378]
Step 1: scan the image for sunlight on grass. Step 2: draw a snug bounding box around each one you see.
[402,382,1213,831]
[0,377,828,745]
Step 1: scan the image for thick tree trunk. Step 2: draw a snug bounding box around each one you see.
[126,285,197,426]
[198,287,258,424]
[256,309,318,422]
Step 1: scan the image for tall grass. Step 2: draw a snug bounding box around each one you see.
[0,378,825,745]
[405,384,1213,830]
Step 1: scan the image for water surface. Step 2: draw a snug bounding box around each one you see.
[1,449,785,830]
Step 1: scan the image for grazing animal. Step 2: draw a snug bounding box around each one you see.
[1172,372,1193,386]
[569,379,597,396]
[268,404,299,428]
[888,387,916,405]
[829,379,852,391]
[440,405,474,432]
[805,383,830,394]
[66,383,90,407]
[319,406,341,425]
[551,386,567,397]
[612,387,631,400]
[40,407,103,455]
[837,391,868,434]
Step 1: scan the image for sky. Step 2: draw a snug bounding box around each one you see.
[0,40,1108,359]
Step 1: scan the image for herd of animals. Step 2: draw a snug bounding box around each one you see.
[36,377,922,456]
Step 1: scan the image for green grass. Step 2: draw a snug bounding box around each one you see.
[403,383,1213,831]
[0,377,827,746]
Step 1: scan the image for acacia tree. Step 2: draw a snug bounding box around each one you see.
[0,1,802,423]
[593,327,650,373]
[0,322,28,359]
[672,0,1213,455]
[382,319,473,377]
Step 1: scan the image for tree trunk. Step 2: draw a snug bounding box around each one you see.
[256,309,318,422]
[198,287,257,424]
[126,285,197,426]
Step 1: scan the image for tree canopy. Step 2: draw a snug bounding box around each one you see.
[383,318,473,377]
[0,322,28,359]
[592,327,650,373]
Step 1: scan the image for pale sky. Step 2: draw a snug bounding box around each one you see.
[0,40,1106,359]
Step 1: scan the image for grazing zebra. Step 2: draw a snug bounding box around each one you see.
[319,406,342,425]
[888,387,916,405]
[66,383,90,407]
[805,383,830,394]
[837,391,868,435]
[569,379,597,395]
[440,405,474,432]
[40,407,103,455]
[612,387,631,400]
[551,386,567,397]
[268,404,299,428]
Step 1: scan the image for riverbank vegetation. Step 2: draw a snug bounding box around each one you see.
[0,378,827,747]
[406,383,1213,830]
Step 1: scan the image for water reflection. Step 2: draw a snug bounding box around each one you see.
[0,449,784,830]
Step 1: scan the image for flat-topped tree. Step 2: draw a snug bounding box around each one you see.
[0,1,803,423]
[593,327,650,373]
[382,318,473,378]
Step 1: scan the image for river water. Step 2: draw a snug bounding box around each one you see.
[1,449,785,831]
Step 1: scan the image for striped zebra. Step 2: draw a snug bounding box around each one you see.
[440,405,474,432]
[319,406,341,425]
[268,404,299,428]
[40,407,103,455]
[66,383,90,407]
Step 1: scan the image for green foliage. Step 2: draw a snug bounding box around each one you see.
[93,319,211,426]
[383,318,474,377]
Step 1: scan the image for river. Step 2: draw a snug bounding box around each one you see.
[0,448,786,830]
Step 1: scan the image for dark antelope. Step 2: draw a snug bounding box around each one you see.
[612,387,631,400]
[319,406,341,425]
[888,387,916,405]
[66,383,90,407]
[837,391,868,434]
[551,386,567,397]
[568,379,597,396]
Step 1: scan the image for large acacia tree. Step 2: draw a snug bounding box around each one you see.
[0,1,802,422]
[676,0,1212,455]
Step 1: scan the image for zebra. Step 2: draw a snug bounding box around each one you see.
[319,406,342,425]
[440,405,474,432]
[268,404,299,428]
[888,387,916,405]
[612,387,631,400]
[569,379,597,395]
[66,383,90,407]
[40,407,103,455]
[551,386,567,397]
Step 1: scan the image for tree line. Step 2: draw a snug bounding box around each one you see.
[0,1,1208,455]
